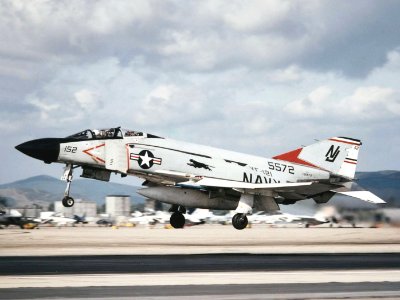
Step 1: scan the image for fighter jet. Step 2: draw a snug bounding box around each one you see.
[248,211,329,227]
[15,127,385,230]
[0,209,39,229]
[36,212,77,227]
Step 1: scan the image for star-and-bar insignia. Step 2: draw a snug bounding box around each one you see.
[130,150,162,169]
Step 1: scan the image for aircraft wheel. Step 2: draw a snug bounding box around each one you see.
[62,196,74,207]
[232,213,248,230]
[170,212,185,229]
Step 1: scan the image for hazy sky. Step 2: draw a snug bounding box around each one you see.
[1,0,399,184]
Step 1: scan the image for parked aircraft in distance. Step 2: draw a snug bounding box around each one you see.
[248,211,328,227]
[0,209,39,229]
[16,127,385,230]
[96,219,113,227]
[36,212,77,227]
[129,209,209,226]
[73,214,88,224]
[129,210,170,226]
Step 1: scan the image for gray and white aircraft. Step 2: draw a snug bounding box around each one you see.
[0,209,39,229]
[15,127,385,230]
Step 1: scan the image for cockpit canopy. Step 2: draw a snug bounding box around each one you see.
[67,127,162,140]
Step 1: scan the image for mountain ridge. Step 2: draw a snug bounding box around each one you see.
[0,171,399,208]
[0,175,144,208]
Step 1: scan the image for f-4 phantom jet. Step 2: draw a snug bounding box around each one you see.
[15,127,385,229]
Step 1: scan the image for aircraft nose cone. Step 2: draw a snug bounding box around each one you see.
[15,138,62,163]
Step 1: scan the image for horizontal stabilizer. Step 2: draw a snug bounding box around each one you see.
[337,191,386,204]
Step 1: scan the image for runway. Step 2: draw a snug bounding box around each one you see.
[1,253,400,275]
[1,227,400,299]
[1,253,400,299]
[2,282,400,300]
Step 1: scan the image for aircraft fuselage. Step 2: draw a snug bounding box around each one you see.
[16,127,383,230]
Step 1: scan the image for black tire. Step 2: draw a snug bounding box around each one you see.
[62,196,74,207]
[170,212,185,229]
[232,213,248,230]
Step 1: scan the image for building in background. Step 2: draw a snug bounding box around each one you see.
[55,199,97,218]
[106,195,131,217]
[145,199,164,211]
[13,204,43,218]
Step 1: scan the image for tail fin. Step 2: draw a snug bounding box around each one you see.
[273,137,362,179]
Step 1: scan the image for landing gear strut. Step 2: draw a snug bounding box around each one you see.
[61,164,76,208]
[232,213,248,230]
[169,205,186,229]
[232,193,253,230]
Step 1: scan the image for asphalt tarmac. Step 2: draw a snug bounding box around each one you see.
[3,282,400,300]
[1,226,400,299]
[1,253,400,275]
[1,253,400,299]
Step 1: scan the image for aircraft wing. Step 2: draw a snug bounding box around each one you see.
[154,170,313,189]
[152,170,316,197]
[154,169,201,181]
[152,170,384,205]
[196,177,313,194]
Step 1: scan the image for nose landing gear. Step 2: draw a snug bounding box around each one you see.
[62,196,74,207]
[61,164,77,208]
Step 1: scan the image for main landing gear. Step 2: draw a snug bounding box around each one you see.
[61,164,77,208]
[169,205,186,229]
[231,193,252,230]
[232,213,248,230]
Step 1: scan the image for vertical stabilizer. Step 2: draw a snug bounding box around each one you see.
[273,137,362,179]
[335,137,361,179]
